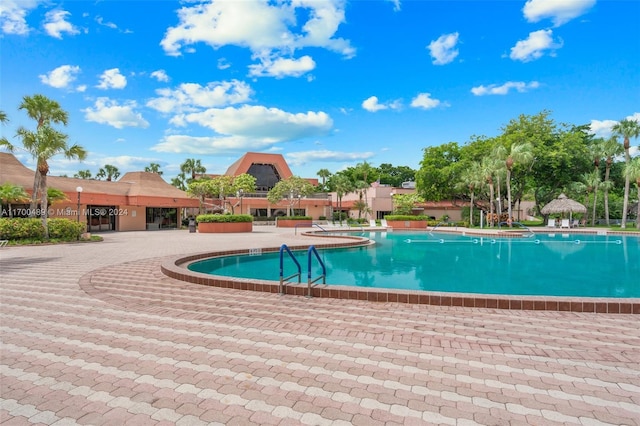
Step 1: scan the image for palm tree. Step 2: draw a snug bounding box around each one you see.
[601,136,623,225]
[458,162,483,226]
[611,118,640,228]
[171,172,187,191]
[0,110,9,146]
[480,157,497,227]
[180,158,206,181]
[0,183,29,218]
[504,142,533,226]
[624,157,640,229]
[9,125,86,238]
[583,170,601,226]
[10,95,70,214]
[145,163,163,175]
[96,164,120,181]
[317,168,331,191]
[331,175,353,225]
[74,169,92,179]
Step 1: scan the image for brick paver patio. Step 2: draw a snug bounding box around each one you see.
[1,228,639,425]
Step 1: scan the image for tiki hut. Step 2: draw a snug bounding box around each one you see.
[540,193,587,221]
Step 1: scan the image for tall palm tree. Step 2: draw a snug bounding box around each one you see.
[17,95,70,213]
[624,157,640,229]
[490,144,508,222]
[504,142,533,226]
[601,136,623,225]
[10,125,86,238]
[316,168,331,191]
[332,175,353,225]
[180,158,206,181]
[74,169,92,179]
[458,162,483,226]
[583,170,601,226]
[611,118,640,228]
[480,157,497,227]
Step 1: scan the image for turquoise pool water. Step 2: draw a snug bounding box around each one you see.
[188,232,640,298]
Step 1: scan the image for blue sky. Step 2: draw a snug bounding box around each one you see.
[1,0,639,182]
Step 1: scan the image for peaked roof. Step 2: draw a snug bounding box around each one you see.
[224,152,294,178]
[0,152,196,203]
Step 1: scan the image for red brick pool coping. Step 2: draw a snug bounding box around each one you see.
[161,229,640,314]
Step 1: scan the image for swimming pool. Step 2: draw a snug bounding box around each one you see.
[188,231,640,298]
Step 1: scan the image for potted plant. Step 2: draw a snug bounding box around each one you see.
[383,214,429,229]
[195,213,253,233]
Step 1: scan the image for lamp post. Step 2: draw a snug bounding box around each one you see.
[76,186,83,223]
[297,194,301,215]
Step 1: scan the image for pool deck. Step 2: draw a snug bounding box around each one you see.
[1,227,639,425]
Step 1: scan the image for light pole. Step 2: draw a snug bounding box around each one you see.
[76,186,83,223]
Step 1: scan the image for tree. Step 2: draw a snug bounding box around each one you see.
[503,142,533,225]
[96,164,120,181]
[317,168,331,191]
[12,95,70,214]
[74,169,92,179]
[457,162,484,226]
[171,172,187,191]
[0,110,9,146]
[0,183,29,217]
[10,125,86,238]
[415,142,463,201]
[329,174,354,224]
[623,157,640,229]
[47,187,68,205]
[392,193,425,215]
[267,176,315,216]
[145,163,163,175]
[583,170,601,226]
[377,163,415,187]
[611,118,640,228]
[600,136,624,225]
[180,158,206,181]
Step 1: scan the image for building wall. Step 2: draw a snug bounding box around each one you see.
[118,206,147,231]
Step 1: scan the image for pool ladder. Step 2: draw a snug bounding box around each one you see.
[499,221,535,237]
[279,244,326,297]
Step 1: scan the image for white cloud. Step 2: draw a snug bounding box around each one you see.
[387,0,401,12]
[362,96,401,112]
[150,70,170,82]
[471,81,540,96]
[160,0,354,77]
[0,0,39,35]
[410,93,444,109]
[39,65,81,89]
[83,98,149,129]
[151,134,263,154]
[146,80,252,114]
[43,9,79,39]
[248,55,316,78]
[589,112,640,138]
[428,32,459,65]
[76,84,87,93]
[286,150,375,166]
[510,29,563,62]
[523,0,596,27]
[96,68,127,89]
[217,58,231,70]
[179,105,332,140]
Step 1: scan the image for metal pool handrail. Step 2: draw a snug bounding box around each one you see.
[307,245,326,298]
[279,244,301,295]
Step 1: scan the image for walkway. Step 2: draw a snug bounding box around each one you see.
[1,229,639,425]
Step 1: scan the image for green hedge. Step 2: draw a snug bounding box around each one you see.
[196,214,253,223]
[384,215,429,221]
[0,218,85,240]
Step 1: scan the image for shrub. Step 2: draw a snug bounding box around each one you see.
[384,215,429,221]
[48,219,86,239]
[0,218,84,241]
[196,214,253,223]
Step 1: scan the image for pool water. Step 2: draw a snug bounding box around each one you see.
[188,232,640,298]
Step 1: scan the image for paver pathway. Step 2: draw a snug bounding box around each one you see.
[1,229,639,425]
